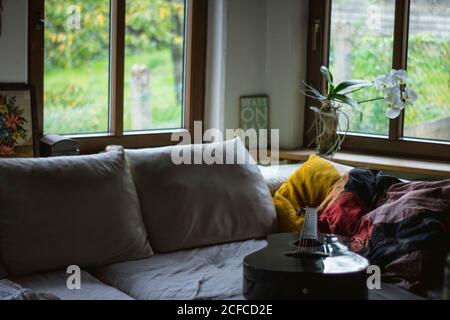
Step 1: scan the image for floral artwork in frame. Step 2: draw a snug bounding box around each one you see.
[0,86,38,157]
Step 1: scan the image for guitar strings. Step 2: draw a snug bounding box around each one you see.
[298,207,318,253]
[305,208,311,251]
[302,209,306,250]
[298,207,310,253]
[304,208,311,251]
[297,208,305,252]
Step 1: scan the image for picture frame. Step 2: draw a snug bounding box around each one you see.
[239,95,270,148]
[0,84,39,157]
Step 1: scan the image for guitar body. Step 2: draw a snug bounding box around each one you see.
[243,233,370,300]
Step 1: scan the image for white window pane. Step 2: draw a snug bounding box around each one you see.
[123,0,186,132]
[44,0,111,135]
[404,0,450,141]
[330,0,395,136]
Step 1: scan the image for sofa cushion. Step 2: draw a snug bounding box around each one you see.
[93,239,425,301]
[259,164,301,196]
[125,138,278,253]
[93,240,267,300]
[8,270,133,300]
[0,151,153,276]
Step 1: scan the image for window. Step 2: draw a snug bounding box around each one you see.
[306,0,450,161]
[29,0,207,153]
[404,0,450,141]
[123,0,186,132]
[43,1,111,135]
[329,0,396,136]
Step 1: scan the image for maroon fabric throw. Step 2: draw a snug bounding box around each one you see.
[319,168,450,296]
[352,180,450,294]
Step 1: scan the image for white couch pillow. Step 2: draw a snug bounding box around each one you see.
[125,138,278,253]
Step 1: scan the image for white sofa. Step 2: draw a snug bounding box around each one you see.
[0,144,423,300]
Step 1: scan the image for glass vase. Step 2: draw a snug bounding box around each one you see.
[313,101,342,158]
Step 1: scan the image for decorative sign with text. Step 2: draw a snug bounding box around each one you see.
[239,95,269,148]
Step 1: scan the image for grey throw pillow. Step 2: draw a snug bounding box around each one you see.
[125,138,278,253]
[0,151,153,276]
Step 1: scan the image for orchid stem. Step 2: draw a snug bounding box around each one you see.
[343,87,365,95]
[358,97,384,104]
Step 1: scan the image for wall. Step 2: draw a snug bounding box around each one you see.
[265,0,308,148]
[0,0,28,83]
[204,0,227,132]
[224,0,268,136]
[205,0,309,149]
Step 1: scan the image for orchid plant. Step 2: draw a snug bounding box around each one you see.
[302,66,418,120]
[301,66,418,157]
[373,70,418,119]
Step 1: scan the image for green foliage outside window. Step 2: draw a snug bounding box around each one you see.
[44,0,185,134]
[330,34,450,135]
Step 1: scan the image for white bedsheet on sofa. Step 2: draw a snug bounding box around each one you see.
[92,236,422,301]
[92,240,268,300]
[9,270,133,300]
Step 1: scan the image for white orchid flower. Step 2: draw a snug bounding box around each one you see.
[384,86,405,109]
[402,87,418,105]
[383,86,405,119]
[374,70,409,92]
[385,107,403,119]
[391,69,408,85]
[374,74,396,90]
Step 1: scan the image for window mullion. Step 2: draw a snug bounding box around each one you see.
[109,0,125,136]
[183,0,208,134]
[29,0,45,141]
[389,0,411,140]
[304,0,330,146]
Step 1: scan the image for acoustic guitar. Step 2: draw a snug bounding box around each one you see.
[243,207,369,300]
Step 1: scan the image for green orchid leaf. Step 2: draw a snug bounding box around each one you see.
[328,83,335,96]
[332,94,361,112]
[334,80,373,94]
[320,66,334,85]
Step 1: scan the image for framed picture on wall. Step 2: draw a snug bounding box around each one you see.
[0,84,38,157]
[239,95,270,148]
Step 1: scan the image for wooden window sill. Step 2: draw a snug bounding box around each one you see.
[66,129,188,154]
[276,149,450,178]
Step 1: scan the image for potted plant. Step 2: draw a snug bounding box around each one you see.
[302,66,418,158]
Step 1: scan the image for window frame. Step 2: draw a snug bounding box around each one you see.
[305,0,450,162]
[29,0,208,154]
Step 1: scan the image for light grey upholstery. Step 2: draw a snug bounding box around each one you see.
[9,270,133,300]
[93,237,424,301]
[93,240,267,300]
[368,283,425,300]
[0,151,153,276]
[125,138,278,253]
